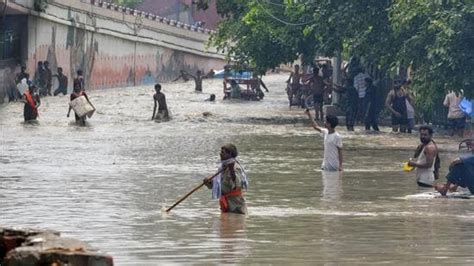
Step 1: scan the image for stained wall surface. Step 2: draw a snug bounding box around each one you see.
[1,0,226,101]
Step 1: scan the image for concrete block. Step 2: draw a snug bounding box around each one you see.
[1,228,60,261]
[1,228,113,266]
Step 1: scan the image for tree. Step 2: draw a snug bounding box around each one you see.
[390,0,474,106]
[204,0,473,114]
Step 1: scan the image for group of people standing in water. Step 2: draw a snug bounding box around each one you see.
[19,66,89,125]
[12,63,474,215]
[290,62,474,198]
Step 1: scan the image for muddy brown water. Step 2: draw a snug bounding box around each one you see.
[1,74,473,264]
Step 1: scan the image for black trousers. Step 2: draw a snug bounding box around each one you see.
[365,106,379,130]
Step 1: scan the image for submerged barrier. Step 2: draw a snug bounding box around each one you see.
[0,227,113,266]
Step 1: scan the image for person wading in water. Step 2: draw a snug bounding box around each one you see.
[386,84,409,133]
[67,80,93,126]
[435,140,474,195]
[151,83,170,122]
[305,110,344,171]
[22,85,40,122]
[204,144,248,214]
[408,125,440,187]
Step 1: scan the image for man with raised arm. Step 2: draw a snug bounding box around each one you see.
[305,109,343,171]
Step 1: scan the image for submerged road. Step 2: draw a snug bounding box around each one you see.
[0,74,472,264]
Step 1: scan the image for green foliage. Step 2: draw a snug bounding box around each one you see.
[112,0,142,8]
[210,0,474,113]
[390,1,474,106]
[209,0,317,73]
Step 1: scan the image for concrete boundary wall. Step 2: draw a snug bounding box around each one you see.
[1,0,226,100]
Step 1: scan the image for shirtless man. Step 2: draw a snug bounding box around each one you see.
[187,70,204,92]
[407,125,439,187]
[286,64,301,106]
[305,66,325,120]
[251,73,267,100]
[152,83,170,121]
[173,70,204,92]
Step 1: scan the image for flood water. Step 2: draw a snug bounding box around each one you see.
[1,74,473,265]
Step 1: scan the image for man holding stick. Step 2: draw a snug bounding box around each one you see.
[204,144,248,214]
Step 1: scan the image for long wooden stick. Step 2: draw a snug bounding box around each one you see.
[165,169,223,213]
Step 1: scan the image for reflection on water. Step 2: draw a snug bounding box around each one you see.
[322,171,343,201]
[1,74,473,264]
[211,214,248,263]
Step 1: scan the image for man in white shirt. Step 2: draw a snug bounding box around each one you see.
[443,91,465,137]
[305,109,343,171]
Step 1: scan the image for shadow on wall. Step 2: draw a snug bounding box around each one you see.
[155,49,213,83]
[66,12,98,90]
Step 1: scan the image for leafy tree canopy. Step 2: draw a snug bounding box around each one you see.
[199,0,474,103]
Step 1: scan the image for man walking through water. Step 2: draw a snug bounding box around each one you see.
[172,70,205,92]
[306,66,325,121]
[286,64,301,106]
[305,110,343,171]
[67,80,93,126]
[435,140,474,195]
[22,85,40,122]
[151,83,169,121]
[74,70,85,91]
[204,144,248,214]
[186,70,204,92]
[407,125,439,187]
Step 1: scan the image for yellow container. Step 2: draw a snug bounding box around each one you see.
[403,162,414,172]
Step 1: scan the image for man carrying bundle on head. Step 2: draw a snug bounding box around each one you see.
[204,144,248,214]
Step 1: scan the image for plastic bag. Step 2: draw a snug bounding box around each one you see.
[459,97,473,117]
